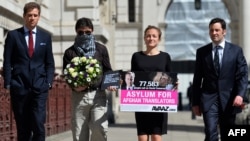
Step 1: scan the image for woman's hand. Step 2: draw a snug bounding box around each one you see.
[172,81,179,90]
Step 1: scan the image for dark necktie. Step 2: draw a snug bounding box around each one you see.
[29,30,34,57]
[214,46,220,74]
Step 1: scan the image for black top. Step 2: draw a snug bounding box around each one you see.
[131,51,171,72]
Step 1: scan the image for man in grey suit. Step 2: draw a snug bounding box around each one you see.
[192,17,248,141]
[3,2,55,141]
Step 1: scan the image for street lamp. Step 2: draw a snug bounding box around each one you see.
[195,0,201,10]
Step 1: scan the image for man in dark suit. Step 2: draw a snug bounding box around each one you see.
[192,17,248,141]
[3,2,55,141]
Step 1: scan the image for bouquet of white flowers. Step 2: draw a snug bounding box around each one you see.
[63,56,102,88]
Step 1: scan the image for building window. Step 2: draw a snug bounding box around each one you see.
[128,0,135,22]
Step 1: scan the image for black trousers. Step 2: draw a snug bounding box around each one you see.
[202,100,236,141]
[11,90,48,141]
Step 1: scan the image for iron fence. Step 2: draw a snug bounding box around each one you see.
[0,76,72,141]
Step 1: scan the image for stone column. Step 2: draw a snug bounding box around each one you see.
[0,28,4,66]
[141,0,171,51]
[239,0,250,71]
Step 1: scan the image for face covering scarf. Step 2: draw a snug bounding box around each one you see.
[74,34,96,57]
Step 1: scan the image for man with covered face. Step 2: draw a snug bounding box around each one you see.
[63,17,115,141]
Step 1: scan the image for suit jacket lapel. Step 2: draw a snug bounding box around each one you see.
[220,42,230,73]
[204,43,217,74]
[18,27,30,57]
[34,28,43,57]
[35,29,39,56]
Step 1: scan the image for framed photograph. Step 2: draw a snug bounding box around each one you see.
[101,70,122,90]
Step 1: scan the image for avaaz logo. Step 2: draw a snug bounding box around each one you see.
[152,106,169,111]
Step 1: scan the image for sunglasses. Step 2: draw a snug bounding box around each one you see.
[77,31,92,36]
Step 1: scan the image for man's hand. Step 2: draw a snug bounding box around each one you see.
[192,105,202,116]
[73,86,88,92]
[107,86,118,91]
[5,88,10,94]
[233,95,243,107]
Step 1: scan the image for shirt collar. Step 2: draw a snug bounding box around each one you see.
[212,40,225,49]
[24,26,37,34]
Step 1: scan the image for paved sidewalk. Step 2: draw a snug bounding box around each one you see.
[46,111,205,141]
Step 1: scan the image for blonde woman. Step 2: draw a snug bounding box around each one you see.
[131,25,171,141]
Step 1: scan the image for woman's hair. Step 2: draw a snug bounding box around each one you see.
[75,17,94,31]
[23,2,41,15]
[144,25,162,39]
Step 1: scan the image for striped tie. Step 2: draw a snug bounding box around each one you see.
[214,46,220,74]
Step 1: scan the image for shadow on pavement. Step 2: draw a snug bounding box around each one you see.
[109,123,136,128]
[109,123,204,133]
[168,124,204,133]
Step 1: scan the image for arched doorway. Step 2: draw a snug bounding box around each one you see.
[165,0,231,73]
